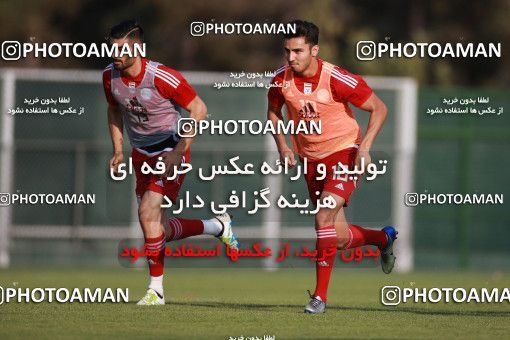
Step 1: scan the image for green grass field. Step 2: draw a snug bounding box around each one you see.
[0,268,509,339]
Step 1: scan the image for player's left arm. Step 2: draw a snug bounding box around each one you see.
[162,95,207,177]
[334,68,388,167]
[153,65,207,176]
[173,95,207,154]
[355,93,388,167]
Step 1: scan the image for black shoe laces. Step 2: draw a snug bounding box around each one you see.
[310,298,322,309]
[306,290,322,309]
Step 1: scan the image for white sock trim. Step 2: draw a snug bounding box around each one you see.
[148,275,164,295]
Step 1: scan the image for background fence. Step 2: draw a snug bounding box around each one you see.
[1,68,509,271]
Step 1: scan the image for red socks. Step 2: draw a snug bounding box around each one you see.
[143,218,205,278]
[144,233,166,277]
[165,217,204,241]
[144,217,206,277]
[345,224,388,249]
[313,224,389,301]
[313,225,337,302]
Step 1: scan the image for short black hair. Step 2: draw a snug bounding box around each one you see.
[109,19,144,42]
[283,20,319,46]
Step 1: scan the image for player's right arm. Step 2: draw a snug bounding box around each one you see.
[267,105,297,168]
[107,104,124,174]
[103,67,124,174]
[267,75,297,167]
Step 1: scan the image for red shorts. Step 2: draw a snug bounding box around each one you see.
[303,147,359,206]
[132,148,190,202]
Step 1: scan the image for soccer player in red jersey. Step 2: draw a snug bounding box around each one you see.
[267,20,398,313]
[103,20,239,305]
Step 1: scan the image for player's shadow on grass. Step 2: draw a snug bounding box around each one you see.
[167,301,510,317]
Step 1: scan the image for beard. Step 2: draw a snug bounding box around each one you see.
[113,58,135,71]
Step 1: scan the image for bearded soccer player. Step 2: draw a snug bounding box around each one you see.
[103,20,239,305]
[267,20,398,313]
